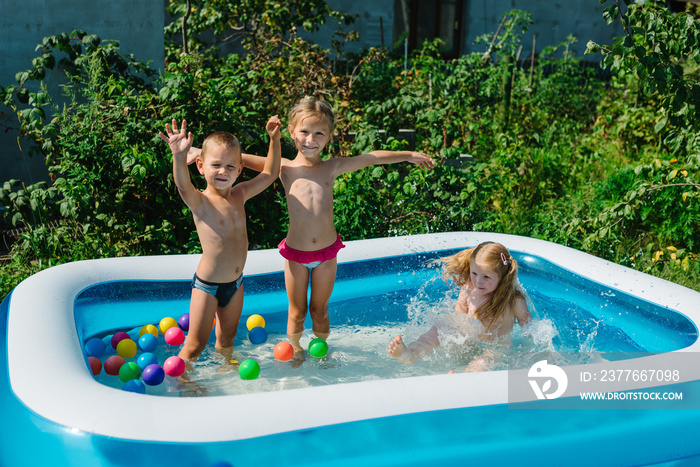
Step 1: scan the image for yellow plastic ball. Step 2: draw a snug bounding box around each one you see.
[139,324,159,338]
[159,317,178,335]
[116,338,137,359]
[246,314,265,331]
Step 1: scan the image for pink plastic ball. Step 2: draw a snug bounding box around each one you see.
[163,356,186,377]
[104,355,126,376]
[164,327,185,346]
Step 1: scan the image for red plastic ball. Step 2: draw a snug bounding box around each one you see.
[164,327,185,346]
[104,355,126,376]
[273,341,294,361]
[88,356,102,376]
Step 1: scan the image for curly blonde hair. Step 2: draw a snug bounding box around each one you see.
[442,241,523,329]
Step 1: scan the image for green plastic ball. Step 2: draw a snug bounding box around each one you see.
[118,361,142,383]
[238,359,261,380]
[308,338,328,358]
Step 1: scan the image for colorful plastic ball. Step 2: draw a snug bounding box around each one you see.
[104,355,126,376]
[246,314,265,331]
[248,326,267,345]
[238,359,261,380]
[137,352,159,370]
[138,333,158,352]
[142,364,165,386]
[273,341,294,361]
[87,356,102,376]
[159,316,178,335]
[123,379,146,394]
[163,356,186,378]
[139,324,159,338]
[308,338,328,359]
[116,338,138,359]
[165,327,185,346]
[85,337,106,358]
[110,331,130,350]
[119,361,142,383]
[178,313,190,331]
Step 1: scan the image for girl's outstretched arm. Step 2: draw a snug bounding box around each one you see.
[335,150,436,176]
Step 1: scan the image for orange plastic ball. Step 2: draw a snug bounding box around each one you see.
[273,341,294,361]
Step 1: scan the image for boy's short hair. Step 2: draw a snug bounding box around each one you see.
[201,131,241,159]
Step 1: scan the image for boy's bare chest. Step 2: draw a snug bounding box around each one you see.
[196,197,246,232]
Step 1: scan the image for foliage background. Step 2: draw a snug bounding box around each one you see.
[1,0,698,300]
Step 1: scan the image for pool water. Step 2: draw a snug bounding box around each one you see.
[78,249,697,397]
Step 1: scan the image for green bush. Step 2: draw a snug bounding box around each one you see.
[1,3,698,301]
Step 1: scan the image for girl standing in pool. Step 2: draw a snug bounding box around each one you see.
[388,241,531,371]
[233,98,435,362]
[279,98,436,362]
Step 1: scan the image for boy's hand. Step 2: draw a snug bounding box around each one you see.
[266,115,282,140]
[158,119,194,159]
[410,152,436,170]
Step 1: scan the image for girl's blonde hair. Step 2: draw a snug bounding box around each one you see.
[442,241,523,329]
[288,97,335,136]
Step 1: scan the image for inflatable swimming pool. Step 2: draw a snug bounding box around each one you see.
[2,232,700,466]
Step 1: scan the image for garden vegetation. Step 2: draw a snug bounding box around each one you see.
[1,0,698,300]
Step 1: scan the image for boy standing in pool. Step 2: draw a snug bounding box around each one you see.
[158,116,281,373]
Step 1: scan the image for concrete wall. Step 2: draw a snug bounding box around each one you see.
[304,0,396,54]
[464,0,623,58]
[320,0,622,58]
[0,1,164,186]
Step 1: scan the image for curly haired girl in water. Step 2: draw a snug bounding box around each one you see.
[388,241,531,371]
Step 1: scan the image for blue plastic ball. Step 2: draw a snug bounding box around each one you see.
[123,379,146,394]
[142,364,165,386]
[85,337,106,358]
[248,326,268,345]
[137,352,159,370]
[138,333,158,352]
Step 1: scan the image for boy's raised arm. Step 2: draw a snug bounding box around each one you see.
[158,119,201,210]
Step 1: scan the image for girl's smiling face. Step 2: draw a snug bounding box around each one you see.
[470,259,500,296]
[289,114,330,159]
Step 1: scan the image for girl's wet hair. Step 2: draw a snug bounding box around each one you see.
[288,97,335,136]
[442,241,523,330]
[201,131,241,160]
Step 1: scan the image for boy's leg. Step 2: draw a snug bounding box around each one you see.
[284,260,310,352]
[215,284,244,368]
[179,288,218,362]
[308,258,337,340]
